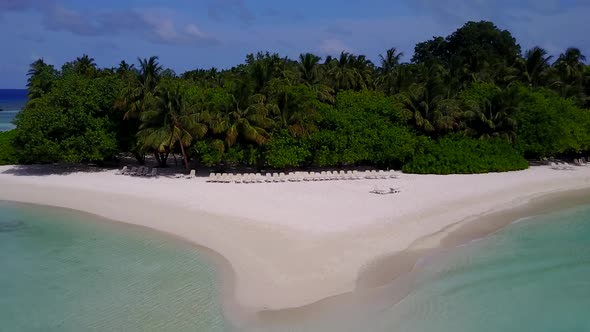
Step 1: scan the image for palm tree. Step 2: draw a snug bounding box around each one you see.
[268,80,318,137]
[137,83,207,169]
[298,53,335,103]
[138,56,163,92]
[376,48,407,95]
[298,53,322,84]
[554,48,586,81]
[378,48,403,74]
[26,58,57,99]
[465,86,518,141]
[117,56,163,120]
[517,47,553,87]
[71,54,97,77]
[553,48,587,102]
[397,82,463,135]
[207,79,273,147]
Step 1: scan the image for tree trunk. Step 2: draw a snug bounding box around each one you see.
[179,143,190,171]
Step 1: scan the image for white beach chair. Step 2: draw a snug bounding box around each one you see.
[388,170,399,178]
[560,162,575,170]
[185,169,196,179]
[234,174,243,184]
[242,174,251,184]
[129,167,138,176]
[116,166,128,175]
[265,173,273,183]
[377,170,387,179]
[145,168,157,177]
[351,170,361,180]
[287,172,297,182]
[207,173,216,182]
[250,174,258,184]
[344,170,353,180]
[253,173,262,183]
[302,172,311,182]
[271,173,280,183]
[278,173,287,182]
[312,172,321,181]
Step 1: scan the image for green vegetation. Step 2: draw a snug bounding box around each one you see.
[0,130,18,165]
[10,21,590,174]
[403,137,528,174]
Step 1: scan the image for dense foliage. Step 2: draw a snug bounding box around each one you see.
[403,137,528,174]
[11,20,590,173]
[0,130,18,165]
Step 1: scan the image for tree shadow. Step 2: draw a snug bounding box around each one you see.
[1,164,110,176]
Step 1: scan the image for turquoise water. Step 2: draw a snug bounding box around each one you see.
[246,204,590,332]
[0,202,226,332]
[0,89,26,131]
[1,201,589,332]
[377,204,590,332]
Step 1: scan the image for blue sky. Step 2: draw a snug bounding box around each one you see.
[1,0,589,88]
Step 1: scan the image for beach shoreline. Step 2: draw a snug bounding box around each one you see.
[1,165,590,328]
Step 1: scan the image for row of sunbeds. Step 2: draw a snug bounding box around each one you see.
[206,170,398,183]
[550,158,589,170]
[116,166,158,177]
[573,157,590,167]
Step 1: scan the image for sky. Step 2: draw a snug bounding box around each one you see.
[1,0,589,88]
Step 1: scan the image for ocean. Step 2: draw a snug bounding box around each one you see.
[0,89,27,132]
[1,200,589,331]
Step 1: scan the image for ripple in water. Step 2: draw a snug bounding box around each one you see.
[0,202,226,332]
[2,201,589,332]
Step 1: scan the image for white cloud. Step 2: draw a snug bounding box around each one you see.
[319,39,352,54]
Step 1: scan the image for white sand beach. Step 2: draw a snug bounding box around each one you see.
[1,165,590,313]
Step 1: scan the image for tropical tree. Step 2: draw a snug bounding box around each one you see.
[298,53,335,103]
[26,59,57,99]
[517,47,553,87]
[552,48,587,102]
[73,54,97,77]
[137,82,207,169]
[397,81,463,135]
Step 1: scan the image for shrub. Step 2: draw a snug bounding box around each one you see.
[0,130,19,165]
[264,132,311,168]
[403,136,528,174]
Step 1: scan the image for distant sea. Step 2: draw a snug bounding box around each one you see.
[0,89,27,132]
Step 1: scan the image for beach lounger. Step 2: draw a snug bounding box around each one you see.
[207,173,216,182]
[370,185,400,195]
[271,173,280,183]
[141,167,150,176]
[279,173,287,182]
[302,172,311,181]
[252,173,261,183]
[129,167,138,176]
[265,173,272,183]
[147,168,157,177]
[185,169,196,179]
[116,166,128,175]
[234,174,242,184]
[288,172,297,182]
[559,162,574,170]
